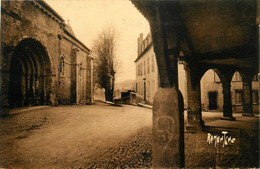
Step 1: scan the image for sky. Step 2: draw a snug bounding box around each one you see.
[45,0,150,83]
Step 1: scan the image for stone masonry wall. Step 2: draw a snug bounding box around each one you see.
[1,0,93,108]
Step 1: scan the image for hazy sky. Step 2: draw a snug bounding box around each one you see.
[45,0,150,83]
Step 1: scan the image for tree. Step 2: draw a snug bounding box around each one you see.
[92,27,118,102]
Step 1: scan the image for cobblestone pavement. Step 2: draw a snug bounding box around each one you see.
[85,127,152,169]
[0,102,259,168]
[84,127,259,168]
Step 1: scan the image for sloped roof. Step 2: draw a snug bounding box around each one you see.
[37,0,65,22]
[65,21,76,37]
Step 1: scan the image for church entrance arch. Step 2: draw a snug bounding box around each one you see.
[8,38,52,107]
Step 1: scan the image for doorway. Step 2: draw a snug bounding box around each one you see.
[208,92,218,110]
[9,57,24,107]
[8,39,52,107]
[144,81,146,102]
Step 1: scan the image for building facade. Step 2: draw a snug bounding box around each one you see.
[201,70,259,113]
[135,33,187,106]
[135,33,158,105]
[135,33,259,114]
[1,0,94,110]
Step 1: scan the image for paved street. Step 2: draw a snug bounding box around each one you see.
[0,101,259,168]
[0,101,152,168]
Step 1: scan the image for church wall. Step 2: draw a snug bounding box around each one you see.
[1,0,93,109]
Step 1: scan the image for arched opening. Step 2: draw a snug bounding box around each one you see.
[8,39,52,107]
[231,71,259,114]
[200,69,222,113]
[230,71,243,113]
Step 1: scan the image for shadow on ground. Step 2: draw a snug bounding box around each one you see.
[85,126,259,168]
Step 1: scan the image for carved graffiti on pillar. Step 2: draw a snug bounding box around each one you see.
[155,116,175,153]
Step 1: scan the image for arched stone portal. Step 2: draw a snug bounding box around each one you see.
[8,39,52,107]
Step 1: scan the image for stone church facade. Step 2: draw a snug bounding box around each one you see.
[1,0,94,110]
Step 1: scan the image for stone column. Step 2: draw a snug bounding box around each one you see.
[221,82,235,120]
[24,74,30,106]
[150,6,184,168]
[242,79,254,116]
[153,88,184,168]
[28,74,34,105]
[185,63,204,132]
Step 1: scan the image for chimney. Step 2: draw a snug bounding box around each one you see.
[137,33,143,56]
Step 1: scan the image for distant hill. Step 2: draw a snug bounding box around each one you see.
[115,79,135,91]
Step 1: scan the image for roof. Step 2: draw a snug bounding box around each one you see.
[134,42,153,63]
[37,1,65,22]
[34,0,91,54]
[65,21,76,37]
[63,29,91,53]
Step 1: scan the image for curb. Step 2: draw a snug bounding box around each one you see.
[99,100,123,107]
[137,103,153,109]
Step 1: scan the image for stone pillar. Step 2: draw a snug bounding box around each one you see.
[24,74,30,106]
[221,82,236,120]
[28,74,34,105]
[242,79,254,116]
[150,6,184,168]
[153,88,184,168]
[71,48,77,104]
[185,63,204,132]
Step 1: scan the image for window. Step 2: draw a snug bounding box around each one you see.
[60,56,65,75]
[252,90,258,104]
[79,62,83,77]
[141,63,143,76]
[139,82,141,94]
[144,61,146,74]
[136,83,138,93]
[235,90,243,105]
[138,64,140,76]
[151,54,155,72]
[138,64,142,76]
[147,58,150,74]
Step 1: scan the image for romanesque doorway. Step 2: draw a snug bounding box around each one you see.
[8,39,52,107]
[9,57,24,107]
[208,92,217,110]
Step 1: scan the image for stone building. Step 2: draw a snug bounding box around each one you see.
[201,70,259,113]
[135,33,159,105]
[1,0,94,110]
[135,33,187,106]
[131,0,258,168]
[135,33,259,114]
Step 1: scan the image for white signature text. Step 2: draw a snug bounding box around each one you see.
[207,131,236,147]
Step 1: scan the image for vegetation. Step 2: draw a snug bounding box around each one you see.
[92,26,119,101]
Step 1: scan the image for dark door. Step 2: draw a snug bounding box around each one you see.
[9,57,23,107]
[209,92,217,110]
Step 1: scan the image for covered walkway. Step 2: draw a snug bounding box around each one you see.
[206,114,259,130]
